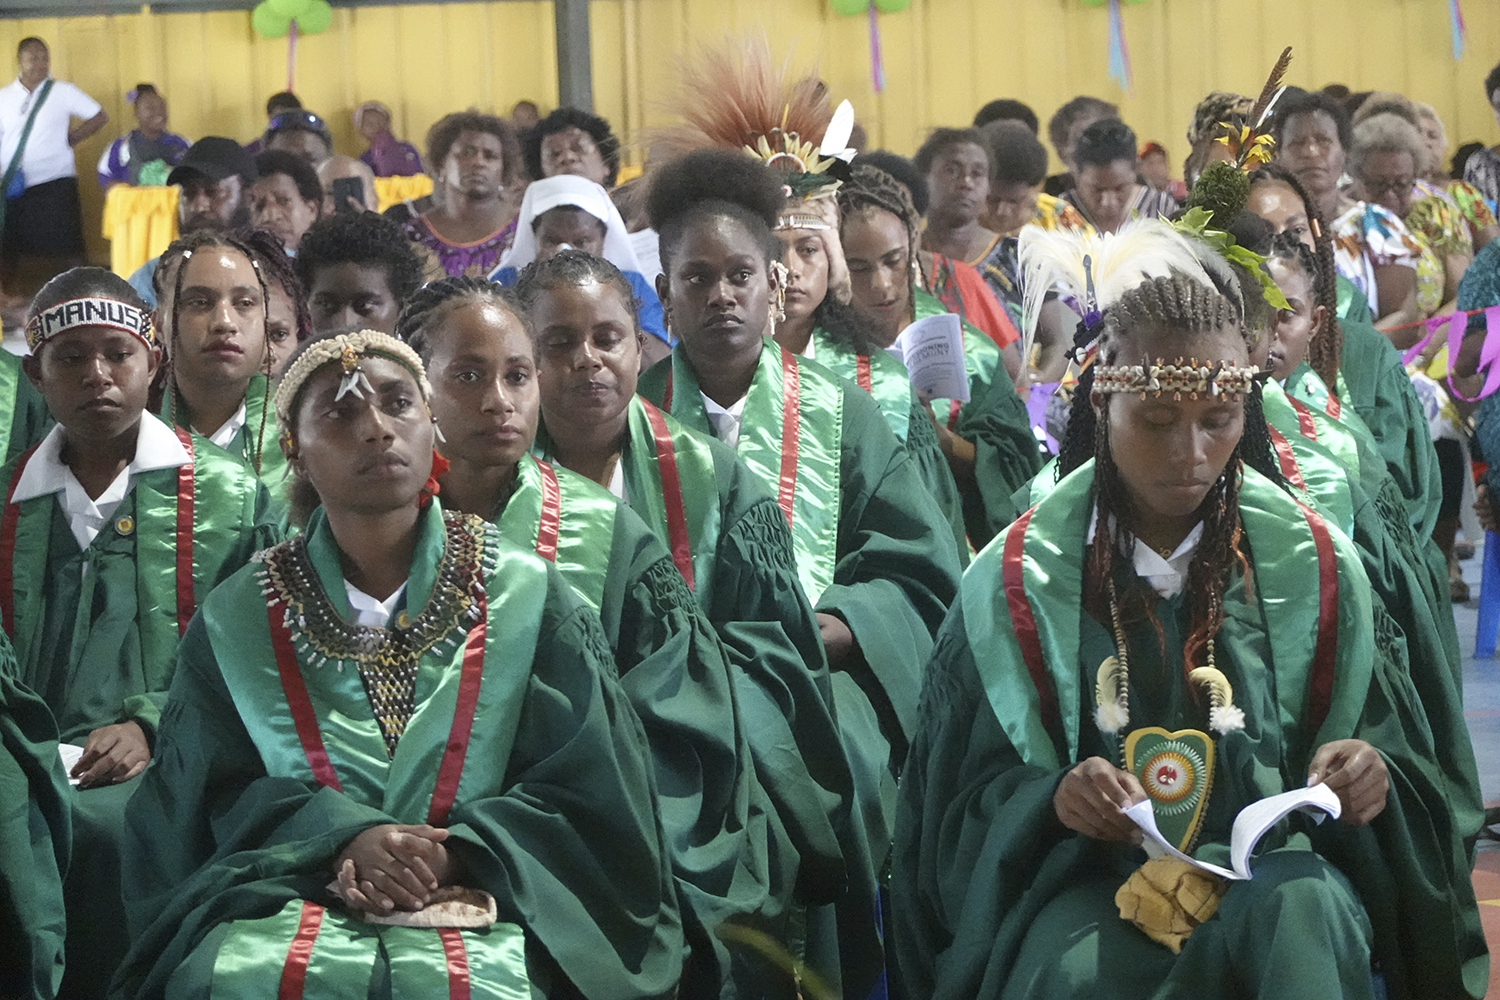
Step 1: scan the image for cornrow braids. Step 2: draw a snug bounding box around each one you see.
[512,249,641,338]
[1059,272,1282,694]
[838,164,923,321]
[395,275,533,365]
[242,229,312,346]
[162,228,274,473]
[1248,164,1343,393]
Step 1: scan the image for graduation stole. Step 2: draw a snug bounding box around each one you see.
[912,287,1001,432]
[162,372,287,483]
[646,339,842,602]
[810,327,913,444]
[962,461,1361,772]
[209,507,540,1000]
[0,427,205,674]
[1283,366,1365,477]
[0,355,20,460]
[1260,381,1356,536]
[495,455,618,613]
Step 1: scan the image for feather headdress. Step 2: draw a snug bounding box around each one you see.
[651,35,854,210]
[1017,219,1215,368]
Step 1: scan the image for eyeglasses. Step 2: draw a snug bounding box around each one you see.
[1361,176,1413,198]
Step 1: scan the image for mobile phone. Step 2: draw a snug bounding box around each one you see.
[332,176,365,213]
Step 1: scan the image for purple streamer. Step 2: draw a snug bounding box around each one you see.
[1447,306,1500,403]
[868,3,885,94]
[1106,0,1132,92]
[1449,0,1466,60]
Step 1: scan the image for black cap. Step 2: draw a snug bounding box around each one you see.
[264,109,334,149]
[168,136,257,186]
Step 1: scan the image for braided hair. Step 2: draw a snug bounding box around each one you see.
[1058,273,1282,683]
[512,249,641,339]
[837,164,923,323]
[1247,163,1343,393]
[157,228,273,473]
[396,275,533,366]
[242,229,311,346]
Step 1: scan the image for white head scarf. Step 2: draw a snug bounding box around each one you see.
[495,174,644,276]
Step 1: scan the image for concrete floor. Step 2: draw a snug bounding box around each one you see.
[1455,547,1499,996]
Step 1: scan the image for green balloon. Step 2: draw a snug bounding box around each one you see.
[829,0,866,16]
[873,0,909,11]
[251,1,291,38]
[268,0,311,18]
[1079,0,1107,6]
[295,0,333,34]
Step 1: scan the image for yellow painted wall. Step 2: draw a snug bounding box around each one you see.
[3,0,1498,265]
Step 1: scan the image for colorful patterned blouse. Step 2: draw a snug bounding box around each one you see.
[402,215,518,279]
[1330,202,1425,316]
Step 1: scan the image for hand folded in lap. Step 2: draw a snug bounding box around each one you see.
[1055,756,1148,844]
[816,613,857,669]
[74,721,150,789]
[333,824,456,913]
[1307,739,1388,826]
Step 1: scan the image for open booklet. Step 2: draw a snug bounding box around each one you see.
[886,312,970,403]
[1124,781,1342,880]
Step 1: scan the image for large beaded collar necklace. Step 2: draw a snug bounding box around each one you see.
[254,511,497,757]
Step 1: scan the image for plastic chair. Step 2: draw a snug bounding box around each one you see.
[1475,530,1500,658]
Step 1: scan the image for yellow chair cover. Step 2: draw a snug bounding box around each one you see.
[102,184,180,279]
[373,174,434,214]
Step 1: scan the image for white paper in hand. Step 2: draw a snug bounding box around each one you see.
[886,313,970,403]
[1124,781,1341,880]
[58,743,84,786]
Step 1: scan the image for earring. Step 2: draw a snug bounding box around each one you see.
[431,416,447,444]
[769,260,789,325]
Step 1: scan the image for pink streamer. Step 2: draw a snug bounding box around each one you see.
[1447,306,1500,403]
[287,21,298,92]
[868,3,885,94]
[1106,0,1132,93]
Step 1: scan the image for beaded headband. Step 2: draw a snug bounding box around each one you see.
[273,329,433,428]
[775,212,831,232]
[26,296,156,353]
[1092,356,1262,400]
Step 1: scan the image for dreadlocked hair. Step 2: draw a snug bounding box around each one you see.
[1247,164,1343,393]
[242,229,312,346]
[1060,272,1282,691]
[160,228,273,474]
[512,249,641,341]
[647,149,785,272]
[837,163,920,256]
[396,274,534,366]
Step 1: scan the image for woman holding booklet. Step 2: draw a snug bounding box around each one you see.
[890,220,1486,1000]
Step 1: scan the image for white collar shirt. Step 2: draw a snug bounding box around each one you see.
[701,393,747,451]
[0,76,103,188]
[1086,509,1204,600]
[10,414,191,550]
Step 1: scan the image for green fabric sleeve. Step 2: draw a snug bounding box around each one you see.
[815,388,963,753]
[902,394,970,566]
[595,501,790,999]
[952,376,1043,551]
[0,639,69,1000]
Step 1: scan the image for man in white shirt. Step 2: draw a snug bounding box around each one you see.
[0,37,108,295]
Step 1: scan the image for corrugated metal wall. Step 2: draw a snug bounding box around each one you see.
[1,0,1496,264]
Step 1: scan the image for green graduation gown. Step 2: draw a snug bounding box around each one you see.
[1308,278,1442,540]
[539,397,873,994]
[891,461,1486,1000]
[161,373,290,492]
[912,288,1042,550]
[494,454,796,999]
[1267,376,1481,850]
[806,328,969,562]
[639,344,962,996]
[115,504,683,1000]
[0,635,70,1000]
[0,416,281,1000]
[0,349,53,462]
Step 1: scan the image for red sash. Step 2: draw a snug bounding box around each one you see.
[640,401,696,590]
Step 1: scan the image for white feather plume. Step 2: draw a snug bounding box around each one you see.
[820,100,857,162]
[1016,219,1216,372]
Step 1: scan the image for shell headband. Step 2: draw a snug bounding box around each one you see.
[1092,357,1262,400]
[26,297,156,353]
[273,329,433,428]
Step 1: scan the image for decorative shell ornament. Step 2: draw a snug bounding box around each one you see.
[1188,666,1245,735]
[1095,654,1130,735]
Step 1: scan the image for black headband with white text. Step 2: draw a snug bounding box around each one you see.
[25,297,156,353]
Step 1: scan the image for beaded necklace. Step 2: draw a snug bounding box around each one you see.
[256,511,497,757]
